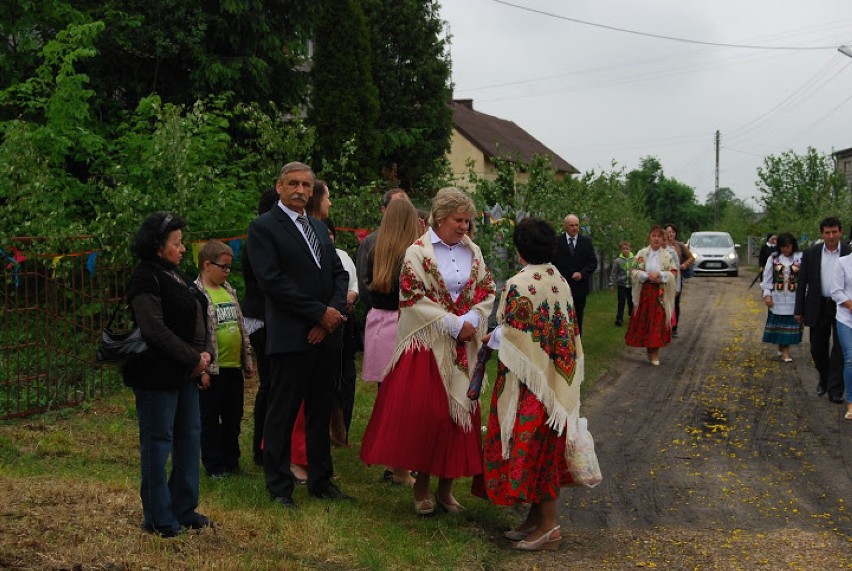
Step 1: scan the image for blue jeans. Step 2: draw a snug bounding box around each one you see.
[833,321,852,403]
[135,380,201,533]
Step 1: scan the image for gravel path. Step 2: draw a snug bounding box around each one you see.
[503,274,851,570]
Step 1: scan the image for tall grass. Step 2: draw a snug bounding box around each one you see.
[0,289,623,569]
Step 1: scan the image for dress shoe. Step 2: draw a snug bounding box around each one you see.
[414,496,435,515]
[311,482,354,501]
[271,495,297,509]
[142,523,183,538]
[503,525,536,540]
[614,320,623,327]
[816,384,827,396]
[436,496,465,513]
[182,512,212,529]
[829,394,845,404]
[513,525,561,551]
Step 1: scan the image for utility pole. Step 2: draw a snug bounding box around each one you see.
[714,130,720,226]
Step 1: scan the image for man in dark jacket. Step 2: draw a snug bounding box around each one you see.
[552,213,598,335]
[794,216,851,403]
[247,162,352,507]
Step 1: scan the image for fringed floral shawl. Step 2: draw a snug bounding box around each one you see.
[630,246,677,324]
[495,263,584,459]
[391,232,496,432]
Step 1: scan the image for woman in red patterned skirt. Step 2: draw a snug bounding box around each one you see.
[476,217,589,552]
[624,225,677,365]
[360,187,496,515]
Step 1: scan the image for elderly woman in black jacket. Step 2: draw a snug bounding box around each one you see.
[124,212,213,537]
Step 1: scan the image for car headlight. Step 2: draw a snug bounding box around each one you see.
[726,252,737,260]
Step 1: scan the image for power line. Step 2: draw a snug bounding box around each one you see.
[490,0,841,50]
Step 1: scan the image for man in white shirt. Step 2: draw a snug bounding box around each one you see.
[794,216,851,403]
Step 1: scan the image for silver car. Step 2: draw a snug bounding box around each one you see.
[687,231,740,277]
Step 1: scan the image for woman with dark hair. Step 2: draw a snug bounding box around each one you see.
[625,225,677,366]
[758,232,778,273]
[761,232,802,362]
[476,217,587,551]
[124,212,213,537]
[306,179,331,220]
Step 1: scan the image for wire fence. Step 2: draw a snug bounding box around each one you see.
[1,238,129,419]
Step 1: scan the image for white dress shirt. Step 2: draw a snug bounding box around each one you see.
[428,228,481,338]
[820,243,842,297]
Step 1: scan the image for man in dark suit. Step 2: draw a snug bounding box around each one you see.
[247,162,353,507]
[794,216,850,403]
[553,213,598,334]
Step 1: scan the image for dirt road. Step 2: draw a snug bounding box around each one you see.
[505,274,851,570]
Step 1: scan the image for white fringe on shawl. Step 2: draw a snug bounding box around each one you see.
[494,264,584,460]
[630,246,677,324]
[384,233,495,432]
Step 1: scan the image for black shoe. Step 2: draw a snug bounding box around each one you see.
[614,320,623,326]
[382,469,394,482]
[253,454,263,467]
[271,495,297,509]
[142,523,183,538]
[829,394,845,404]
[182,513,212,530]
[816,385,827,396]
[311,482,354,501]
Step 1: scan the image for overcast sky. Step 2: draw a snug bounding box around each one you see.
[440,0,852,209]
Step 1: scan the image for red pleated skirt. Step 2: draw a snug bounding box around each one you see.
[360,347,483,478]
[474,363,572,505]
[624,282,672,349]
[291,403,307,466]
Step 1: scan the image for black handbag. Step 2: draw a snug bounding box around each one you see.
[96,302,148,363]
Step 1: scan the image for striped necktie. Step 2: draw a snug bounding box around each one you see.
[296,215,322,264]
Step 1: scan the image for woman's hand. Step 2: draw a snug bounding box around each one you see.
[457,321,476,342]
[198,372,211,390]
[764,295,773,308]
[481,332,492,345]
[647,271,661,283]
[191,352,212,378]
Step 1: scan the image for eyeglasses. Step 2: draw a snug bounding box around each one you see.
[209,261,232,272]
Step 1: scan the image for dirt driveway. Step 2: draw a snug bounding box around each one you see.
[504,274,851,570]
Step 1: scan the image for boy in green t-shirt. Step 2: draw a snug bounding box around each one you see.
[195,240,254,478]
[609,241,635,326]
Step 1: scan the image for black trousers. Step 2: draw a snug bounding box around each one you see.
[200,367,244,475]
[263,345,339,498]
[616,285,634,322]
[810,298,844,398]
[250,327,271,462]
[673,291,682,332]
[573,293,587,335]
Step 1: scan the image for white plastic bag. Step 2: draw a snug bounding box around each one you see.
[566,417,602,488]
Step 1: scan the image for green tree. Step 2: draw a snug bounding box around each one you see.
[0,21,106,246]
[308,0,379,185]
[2,1,318,123]
[757,147,850,240]
[362,0,453,195]
[625,156,705,234]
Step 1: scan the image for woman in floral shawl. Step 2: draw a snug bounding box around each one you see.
[476,217,585,552]
[624,225,677,365]
[360,187,496,516]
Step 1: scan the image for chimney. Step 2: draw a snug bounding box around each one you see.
[454,99,474,110]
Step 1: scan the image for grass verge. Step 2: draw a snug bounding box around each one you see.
[0,289,623,570]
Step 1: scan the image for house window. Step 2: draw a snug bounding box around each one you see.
[845,159,852,173]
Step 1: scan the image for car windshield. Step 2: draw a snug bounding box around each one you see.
[692,235,733,248]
